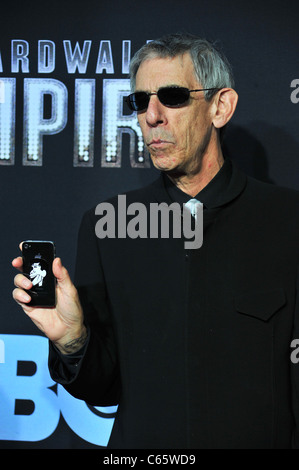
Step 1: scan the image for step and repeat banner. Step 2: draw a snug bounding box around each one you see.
[0,0,298,449]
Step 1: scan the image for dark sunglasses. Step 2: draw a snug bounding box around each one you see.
[125,86,220,112]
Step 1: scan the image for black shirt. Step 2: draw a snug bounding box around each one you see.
[51,159,234,375]
[163,157,232,208]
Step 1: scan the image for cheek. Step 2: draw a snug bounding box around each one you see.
[174,125,194,155]
[187,114,210,146]
[174,111,200,145]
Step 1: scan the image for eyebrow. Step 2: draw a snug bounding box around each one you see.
[134,84,186,93]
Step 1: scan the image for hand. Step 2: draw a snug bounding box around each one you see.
[12,244,87,354]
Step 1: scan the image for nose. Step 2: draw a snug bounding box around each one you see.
[145,94,167,127]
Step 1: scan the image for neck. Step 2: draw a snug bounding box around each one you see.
[167,150,225,197]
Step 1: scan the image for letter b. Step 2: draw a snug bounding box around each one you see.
[0,334,60,441]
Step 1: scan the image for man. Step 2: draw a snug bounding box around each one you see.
[13,33,299,449]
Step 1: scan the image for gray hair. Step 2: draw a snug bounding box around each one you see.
[129,33,235,101]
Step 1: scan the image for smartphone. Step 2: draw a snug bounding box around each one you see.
[22,240,56,307]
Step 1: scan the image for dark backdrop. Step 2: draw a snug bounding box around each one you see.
[0,0,298,449]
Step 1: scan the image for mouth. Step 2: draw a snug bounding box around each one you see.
[148,139,172,148]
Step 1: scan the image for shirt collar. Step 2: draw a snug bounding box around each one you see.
[152,157,247,210]
[162,158,232,209]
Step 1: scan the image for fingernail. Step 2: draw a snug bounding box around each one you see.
[23,279,32,288]
[21,293,31,302]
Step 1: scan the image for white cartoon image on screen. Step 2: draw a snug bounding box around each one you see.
[30,262,47,286]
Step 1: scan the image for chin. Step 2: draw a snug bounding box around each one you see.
[151,155,178,173]
[153,160,188,179]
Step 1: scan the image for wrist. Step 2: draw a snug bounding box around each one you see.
[54,325,88,355]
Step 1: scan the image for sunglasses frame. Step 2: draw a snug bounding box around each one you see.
[125,86,221,112]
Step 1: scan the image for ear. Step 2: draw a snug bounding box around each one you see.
[212,88,238,129]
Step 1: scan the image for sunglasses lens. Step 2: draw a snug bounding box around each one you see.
[127,92,149,111]
[158,87,190,106]
[126,87,191,111]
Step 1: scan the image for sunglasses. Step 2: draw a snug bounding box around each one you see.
[125,86,220,112]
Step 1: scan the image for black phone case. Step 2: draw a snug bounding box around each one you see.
[22,240,56,307]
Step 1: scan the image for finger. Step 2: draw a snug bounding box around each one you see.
[14,273,32,289]
[12,256,23,270]
[12,287,32,305]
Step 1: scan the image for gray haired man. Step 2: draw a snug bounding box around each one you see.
[13,34,299,449]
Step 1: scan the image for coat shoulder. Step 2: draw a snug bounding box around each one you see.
[244,176,299,210]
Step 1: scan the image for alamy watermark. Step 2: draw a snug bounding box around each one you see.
[95,195,203,249]
[290,339,299,364]
[290,79,299,104]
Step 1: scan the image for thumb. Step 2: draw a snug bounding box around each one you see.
[52,257,73,288]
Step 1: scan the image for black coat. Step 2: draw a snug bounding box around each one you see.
[49,160,299,449]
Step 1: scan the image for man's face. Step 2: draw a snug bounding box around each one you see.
[135,53,216,176]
